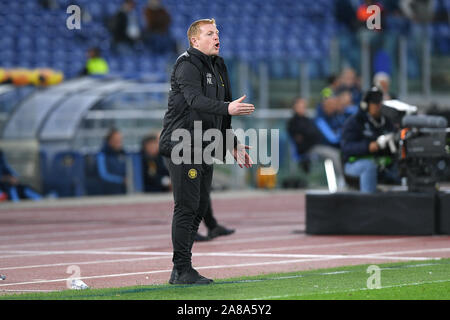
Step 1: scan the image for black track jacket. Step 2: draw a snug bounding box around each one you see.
[159,47,237,161]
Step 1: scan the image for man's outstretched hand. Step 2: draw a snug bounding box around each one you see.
[228,95,255,116]
[233,144,253,168]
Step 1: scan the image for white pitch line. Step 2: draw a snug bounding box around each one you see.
[0,233,299,259]
[236,237,421,253]
[0,249,442,272]
[0,224,297,250]
[369,247,450,256]
[60,237,408,255]
[0,256,172,271]
[2,252,445,289]
[201,234,301,245]
[0,257,333,288]
[0,289,55,293]
[196,252,438,261]
[0,250,172,257]
[0,224,170,241]
[0,234,170,250]
[1,246,447,288]
[0,212,298,241]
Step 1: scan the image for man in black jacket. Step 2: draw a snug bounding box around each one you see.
[159,18,255,285]
[340,86,400,192]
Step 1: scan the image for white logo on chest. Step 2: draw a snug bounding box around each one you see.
[206,73,213,85]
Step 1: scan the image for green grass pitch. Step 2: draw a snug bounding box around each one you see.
[1,259,449,300]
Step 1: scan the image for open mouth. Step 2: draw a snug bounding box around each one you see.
[215,43,220,49]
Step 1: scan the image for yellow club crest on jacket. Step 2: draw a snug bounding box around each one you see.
[188,168,197,179]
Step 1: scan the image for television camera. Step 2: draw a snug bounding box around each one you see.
[380,100,450,192]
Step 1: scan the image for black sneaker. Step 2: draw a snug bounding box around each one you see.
[168,267,178,284]
[194,232,211,242]
[208,225,235,239]
[171,267,213,285]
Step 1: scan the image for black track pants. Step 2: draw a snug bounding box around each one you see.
[164,157,213,273]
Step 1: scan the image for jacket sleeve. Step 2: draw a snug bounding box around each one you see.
[340,119,370,157]
[96,153,124,184]
[175,61,230,116]
[315,117,340,145]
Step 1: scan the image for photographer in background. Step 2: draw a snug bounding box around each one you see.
[340,87,401,193]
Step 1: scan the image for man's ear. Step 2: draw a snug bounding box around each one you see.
[190,37,197,47]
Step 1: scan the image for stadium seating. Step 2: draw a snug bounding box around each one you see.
[0,0,334,80]
[0,0,447,80]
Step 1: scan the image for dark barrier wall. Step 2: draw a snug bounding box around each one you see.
[438,192,450,234]
[306,192,436,235]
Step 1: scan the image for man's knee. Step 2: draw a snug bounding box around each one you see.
[360,159,377,174]
[174,200,200,219]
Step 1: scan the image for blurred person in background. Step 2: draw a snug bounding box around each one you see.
[335,87,359,121]
[314,95,343,149]
[400,0,435,23]
[320,74,340,100]
[143,0,176,54]
[0,150,42,202]
[334,0,360,69]
[108,0,141,52]
[288,98,345,188]
[96,128,127,195]
[373,71,396,100]
[340,86,400,193]
[79,47,109,76]
[140,134,171,193]
[288,98,322,157]
[337,67,362,105]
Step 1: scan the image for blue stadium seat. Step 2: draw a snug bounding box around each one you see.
[1,0,446,81]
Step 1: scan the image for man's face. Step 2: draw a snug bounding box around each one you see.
[144,141,159,156]
[340,69,356,87]
[293,99,307,116]
[368,102,382,119]
[109,132,123,151]
[323,97,338,116]
[192,23,220,56]
[379,79,390,93]
[338,92,352,111]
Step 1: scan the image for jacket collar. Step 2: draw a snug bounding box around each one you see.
[102,143,124,155]
[187,47,223,68]
[358,109,386,128]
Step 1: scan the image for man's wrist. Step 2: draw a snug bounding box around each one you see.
[224,102,230,115]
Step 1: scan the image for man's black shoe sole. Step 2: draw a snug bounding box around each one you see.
[168,268,213,285]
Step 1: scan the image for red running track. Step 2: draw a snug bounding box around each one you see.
[0,191,449,294]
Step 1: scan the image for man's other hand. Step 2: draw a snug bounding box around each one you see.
[369,141,379,153]
[233,144,253,168]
